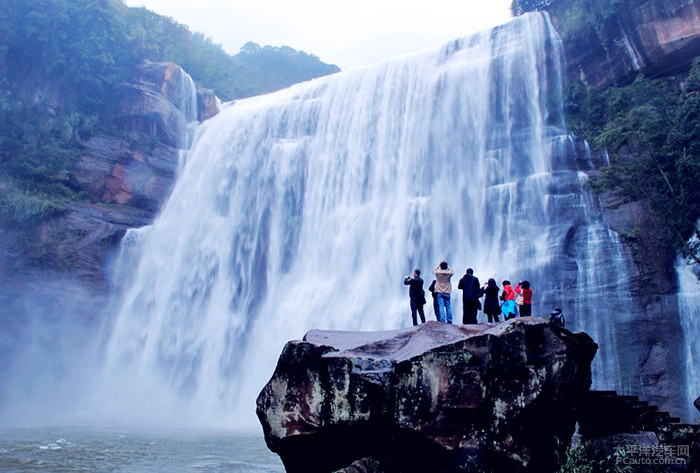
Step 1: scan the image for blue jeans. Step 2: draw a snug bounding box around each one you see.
[437,293,452,323]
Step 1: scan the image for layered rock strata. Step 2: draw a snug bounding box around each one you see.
[548,0,700,87]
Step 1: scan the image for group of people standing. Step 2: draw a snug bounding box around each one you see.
[403,262,533,326]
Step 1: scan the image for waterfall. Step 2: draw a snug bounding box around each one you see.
[166,65,199,149]
[95,12,639,428]
[167,65,199,125]
[677,259,700,420]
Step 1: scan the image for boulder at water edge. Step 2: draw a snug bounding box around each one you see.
[256,319,598,473]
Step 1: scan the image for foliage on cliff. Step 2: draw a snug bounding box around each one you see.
[0,0,338,225]
[559,436,687,473]
[564,58,700,266]
[0,104,89,223]
[0,0,338,104]
[511,0,645,35]
[513,0,700,270]
[122,9,339,101]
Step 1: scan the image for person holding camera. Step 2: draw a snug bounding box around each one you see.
[432,262,454,323]
[515,280,533,317]
[404,269,426,326]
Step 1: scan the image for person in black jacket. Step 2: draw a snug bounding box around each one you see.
[458,268,482,324]
[404,269,426,326]
[428,279,440,321]
[482,278,501,323]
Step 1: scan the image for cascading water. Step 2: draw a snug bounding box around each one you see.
[95,12,640,428]
[677,258,700,420]
[172,65,200,149]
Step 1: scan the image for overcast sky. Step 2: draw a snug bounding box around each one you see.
[123,0,514,70]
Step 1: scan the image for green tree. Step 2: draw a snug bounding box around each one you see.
[564,58,700,269]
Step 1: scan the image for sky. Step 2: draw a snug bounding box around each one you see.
[123,0,514,70]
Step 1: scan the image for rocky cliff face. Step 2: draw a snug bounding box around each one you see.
[257,319,598,473]
[116,61,198,148]
[540,0,700,418]
[547,0,700,87]
[87,60,219,210]
[596,193,688,415]
[0,61,216,402]
[4,61,218,285]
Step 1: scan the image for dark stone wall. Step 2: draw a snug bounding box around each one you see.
[536,0,700,417]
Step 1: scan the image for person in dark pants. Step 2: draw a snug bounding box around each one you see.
[515,280,533,317]
[458,268,482,324]
[482,278,501,323]
[428,279,440,321]
[404,269,426,326]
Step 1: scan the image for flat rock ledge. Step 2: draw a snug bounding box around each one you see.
[256,319,598,473]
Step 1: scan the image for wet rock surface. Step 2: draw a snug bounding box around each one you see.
[197,87,219,122]
[116,60,198,148]
[257,319,598,473]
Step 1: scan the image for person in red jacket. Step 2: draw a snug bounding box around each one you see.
[515,280,533,317]
[500,280,518,320]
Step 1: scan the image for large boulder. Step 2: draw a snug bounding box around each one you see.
[257,319,598,473]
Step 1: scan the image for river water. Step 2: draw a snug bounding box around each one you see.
[0,427,282,473]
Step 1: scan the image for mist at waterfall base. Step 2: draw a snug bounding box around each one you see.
[1,11,697,434]
[0,272,108,425]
